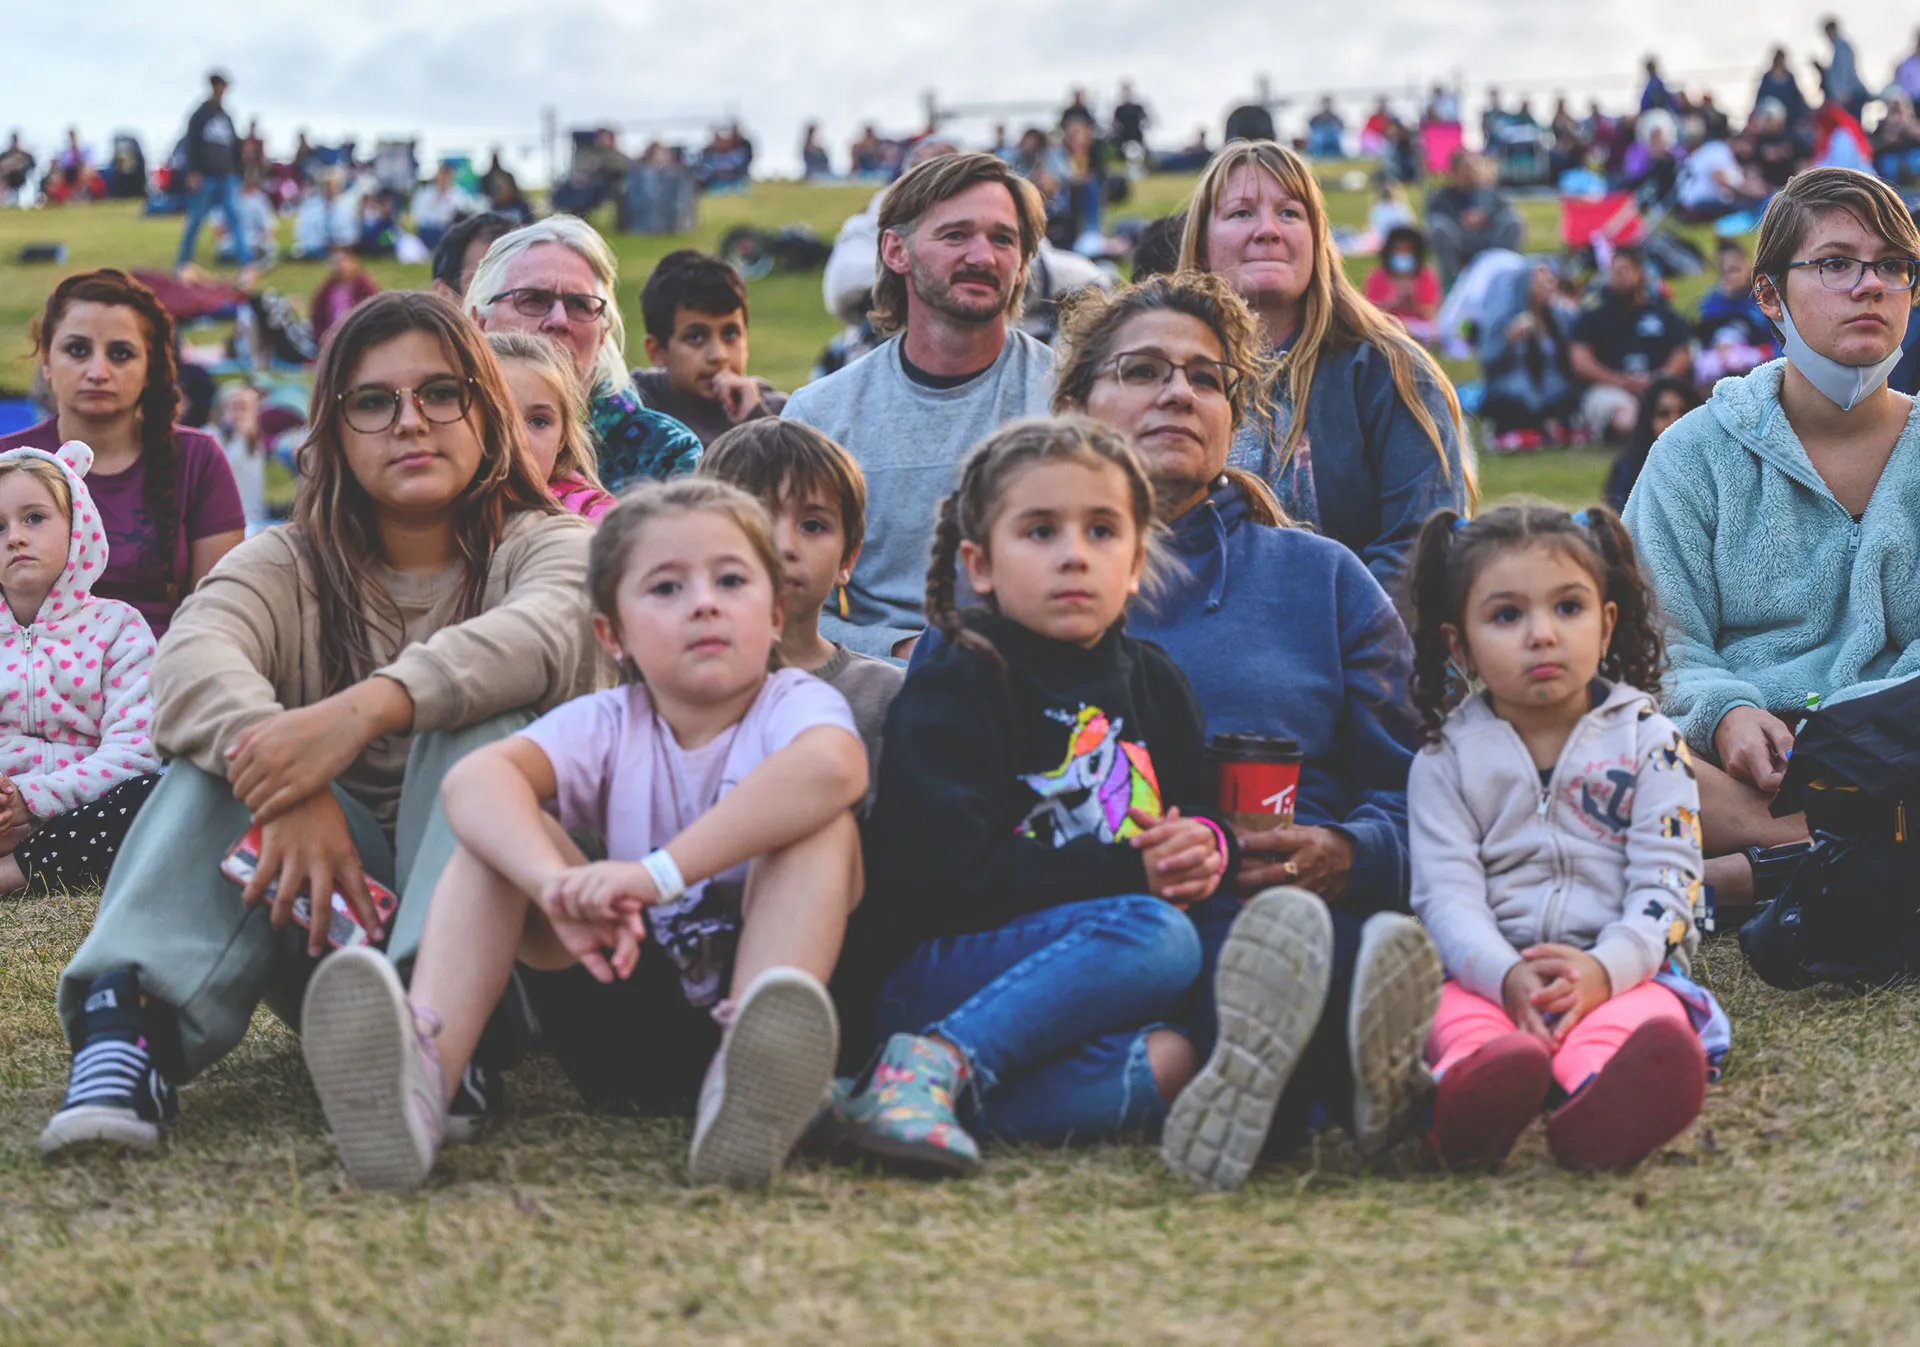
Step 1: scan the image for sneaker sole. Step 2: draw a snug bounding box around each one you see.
[1427,1032,1554,1170]
[37,1105,158,1157]
[1160,887,1333,1191]
[1547,1017,1706,1171]
[688,971,838,1188]
[301,948,436,1192]
[1348,913,1443,1158]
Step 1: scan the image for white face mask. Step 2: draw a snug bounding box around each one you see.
[1774,295,1906,412]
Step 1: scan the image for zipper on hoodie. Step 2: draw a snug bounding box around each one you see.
[1494,709,1589,948]
[21,627,37,750]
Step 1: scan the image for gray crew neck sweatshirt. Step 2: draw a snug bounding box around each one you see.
[782,331,1054,656]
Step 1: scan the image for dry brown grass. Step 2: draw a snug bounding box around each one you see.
[7,890,1920,1345]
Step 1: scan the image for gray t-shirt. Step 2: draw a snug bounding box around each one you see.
[811,642,904,800]
[783,332,1054,656]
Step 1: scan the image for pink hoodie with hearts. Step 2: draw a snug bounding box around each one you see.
[0,441,160,819]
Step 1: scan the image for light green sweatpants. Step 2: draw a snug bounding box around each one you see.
[57,712,531,1079]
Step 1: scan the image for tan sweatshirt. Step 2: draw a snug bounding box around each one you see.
[151,510,597,829]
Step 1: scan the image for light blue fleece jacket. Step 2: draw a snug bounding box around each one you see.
[1624,359,1920,758]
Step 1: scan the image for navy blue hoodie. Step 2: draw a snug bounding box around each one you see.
[1230,338,1469,590]
[1128,482,1422,910]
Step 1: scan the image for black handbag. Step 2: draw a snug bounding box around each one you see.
[1738,678,1920,989]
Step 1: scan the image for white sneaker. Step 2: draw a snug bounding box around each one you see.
[687,967,838,1188]
[301,946,445,1192]
[1161,887,1334,1191]
[1348,912,1443,1158]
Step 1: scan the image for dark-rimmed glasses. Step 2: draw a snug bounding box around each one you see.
[1098,350,1242,400]
[337,376,475,433]
[1784,256,1920,291]
[489,287,610,322]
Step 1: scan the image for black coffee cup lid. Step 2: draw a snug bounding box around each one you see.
[1206,732,1301,761]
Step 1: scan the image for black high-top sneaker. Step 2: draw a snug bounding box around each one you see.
[38,968,178,1157]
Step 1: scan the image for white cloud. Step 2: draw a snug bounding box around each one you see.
[11,0,1917,178]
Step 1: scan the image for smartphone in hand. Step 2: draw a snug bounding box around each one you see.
[220,824,398,950]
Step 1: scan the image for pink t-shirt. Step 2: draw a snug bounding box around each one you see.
[519,668,858,1005]
[550,474,616,521]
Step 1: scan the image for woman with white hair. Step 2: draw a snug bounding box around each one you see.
[467,214,701,490]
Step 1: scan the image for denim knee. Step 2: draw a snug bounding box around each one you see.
[1100,895,1204,1005]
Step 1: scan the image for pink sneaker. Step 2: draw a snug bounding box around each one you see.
[302,947,446,1191]
[1546,1018,1706,1171]
[1426,1031,1553,1170]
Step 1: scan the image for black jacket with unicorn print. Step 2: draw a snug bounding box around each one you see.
[863,613,1238,961]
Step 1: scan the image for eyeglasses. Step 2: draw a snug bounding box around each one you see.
[1784,256,1920,292]
[1098,350,1242,400]
[337,377,474,433]
[489,287,610,322]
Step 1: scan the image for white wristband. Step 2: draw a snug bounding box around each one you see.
[641,849,686,904]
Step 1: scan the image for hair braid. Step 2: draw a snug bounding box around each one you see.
[1403,509,1470,742]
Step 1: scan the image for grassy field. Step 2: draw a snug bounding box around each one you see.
[8,178,1903,1346]
[0,174,1619,506]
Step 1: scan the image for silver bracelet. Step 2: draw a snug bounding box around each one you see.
[641,849,686,904]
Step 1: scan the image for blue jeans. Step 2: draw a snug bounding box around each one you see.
[875,895,1202,1146]
[1176,891,1369,1156]
[177,174,249,267]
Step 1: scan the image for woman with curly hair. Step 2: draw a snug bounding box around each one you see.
[1045,272,1438,1192]
[1,269,246,635]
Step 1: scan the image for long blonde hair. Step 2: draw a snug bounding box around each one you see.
[1178,141,1475,507]
[485,330,606,494]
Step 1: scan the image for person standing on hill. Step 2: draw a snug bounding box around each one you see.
[783,153,1053,659]
[175,71,250,274]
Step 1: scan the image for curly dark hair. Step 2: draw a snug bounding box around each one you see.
[1402,502,1666,742]
[33,269,184,606]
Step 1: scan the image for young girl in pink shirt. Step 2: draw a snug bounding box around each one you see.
[302,478,868,1191]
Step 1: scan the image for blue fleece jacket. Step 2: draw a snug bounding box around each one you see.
[1230,338,1471,590]
[1624,358,1920,758]
[1128,482,1423,910]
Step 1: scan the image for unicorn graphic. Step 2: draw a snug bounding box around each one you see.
[1017,705,1164,847]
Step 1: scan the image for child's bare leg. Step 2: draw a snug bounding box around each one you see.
[410,816,587,1103]
[730,810,862,995]
[1146,1028,1199,1104]
[0,853,23,894]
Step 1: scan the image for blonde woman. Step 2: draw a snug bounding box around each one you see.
[1178,140,1473,586]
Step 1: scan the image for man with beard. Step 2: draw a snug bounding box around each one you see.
[784,152,1051,658]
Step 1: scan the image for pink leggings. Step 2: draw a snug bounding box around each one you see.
[1427,980,1690,1094]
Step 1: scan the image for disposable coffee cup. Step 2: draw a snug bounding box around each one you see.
[1207,733,1303,835]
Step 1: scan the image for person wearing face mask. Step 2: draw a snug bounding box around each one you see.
[1623,168,1920,918]
[1363,226,1442,345]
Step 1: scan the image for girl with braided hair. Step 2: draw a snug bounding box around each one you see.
[2,269,246,636]
[1402,503,1727,1174]
[841,416,1235,1173]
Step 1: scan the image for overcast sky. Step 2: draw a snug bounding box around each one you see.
[10,1,1918,179]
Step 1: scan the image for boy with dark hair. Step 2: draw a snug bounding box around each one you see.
[430,211,516,302]
[633,249,786,444]
[696,419,901,788]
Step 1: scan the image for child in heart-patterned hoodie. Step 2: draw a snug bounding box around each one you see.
[0,440,160,895]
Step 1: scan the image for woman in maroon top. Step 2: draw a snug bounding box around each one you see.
[1,269,245,636]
